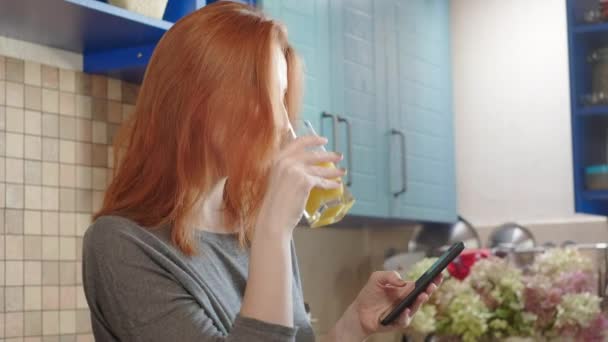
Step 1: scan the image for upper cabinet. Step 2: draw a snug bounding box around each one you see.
[263,0,457,223]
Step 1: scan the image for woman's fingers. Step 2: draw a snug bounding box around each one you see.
[409,292,429,315]
[309,176,342,190]
[279,135,328,156]
[308,165,346,179]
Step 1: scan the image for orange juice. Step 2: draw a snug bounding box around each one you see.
[304,162,355,228]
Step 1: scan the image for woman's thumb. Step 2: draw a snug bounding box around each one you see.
[373,271,408,287]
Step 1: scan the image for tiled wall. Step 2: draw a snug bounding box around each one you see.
[0,54,137,341]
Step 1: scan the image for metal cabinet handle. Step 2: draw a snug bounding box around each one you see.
[337,116,353,187]
[321,112,338,151]
[391,129,407,197]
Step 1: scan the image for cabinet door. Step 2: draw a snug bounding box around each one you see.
[327,0,389,217]
[262,0,332,135]
[385,0,457,222]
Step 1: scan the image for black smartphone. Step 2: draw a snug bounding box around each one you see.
[380,241,465,326]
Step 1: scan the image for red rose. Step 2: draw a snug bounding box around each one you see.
[447,249,490,280]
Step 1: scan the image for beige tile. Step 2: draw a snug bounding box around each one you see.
[6,235,24,260]
[25,336,44,342]
[60,310,76,334]
[59,115,76,140]
[6,106,24,133]
[6,312,24,337]
[25,160,42,185]
[75,143,92,167]
[107,146,114,168]
[24,286,42,310]
[0,81,5,105]
[76,190,92,213]
[0,55,4,79]
[122,103,135,121]
[6,183,24,208]
[42,89,59,113]
[0,253,4,283]
[25,185,42,210]
[76,237,83,261]
[6,132,24,158]
[76,166,92,189]
[122,82,138,104]
[91,98,107,122]
[91,168,106,191]
[24,236,42,260]
[25,85,42,111]
[59,164,76,188]
[0,131,5,156]
[6,286,24,311]
[60,188,76,212]
[76,287,87,310]
[41,113,59,138]
[42,261,59,285]
[24,311,42,336]
[0,105,5,130]
[24,261,42,285]
[6,261,24,286]
[76,262,84,286]
[77,334,95,342]
[0,286,4,313]
[42,187,59,211]
[0,156,4,182]
[75,73,92,96]
[60,237,76,261]
[24,210,42,235]
[76,308,90,332]
[91,144,107,167]
[25,61,41,86]
[75,119,92,142]
[92,191,104,212]
[60,262,77,286]
[0,183,5,209]
[60,140,75,164]
[42,211,59,236]
[42,162,59,186]
[76,215,90,238]
[6,58,24,83]
[107,79,121,101]
[107,100,122,123]
[6,209,24,234]
[60,213,76,236]
[42,65,59,89]
[24,110,42,135]
[43,310,60,335]
[107,124,119,145]
[7,82,24,107]
[42,286,59,310]
[91,75,107,99]
[76,95,92,119]
[60,92,76,116]
[42,137,59,162]
[60,69,76,92]
[24,135,42,160]
[6,158,24,183]
[60,286,76,309]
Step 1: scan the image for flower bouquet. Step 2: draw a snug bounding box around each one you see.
[404,248,608,342]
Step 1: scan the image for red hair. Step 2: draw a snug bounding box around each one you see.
[95,1,303,255]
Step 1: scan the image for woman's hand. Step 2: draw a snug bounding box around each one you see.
[326,271,443,342]
[255,134,345,237]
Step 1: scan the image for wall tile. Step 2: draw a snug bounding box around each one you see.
[24,135,42,160]
[60,69,76,93]
[24,210,42,235]
[6,209,24,234]
[24,286,42,311]
[42,237,59,260]
[6,235,24,260]
[7,107,24,132]
[75,309,90,333]
[75,73,91,96]
[91,144,107,167]
[24,261,42,285]
[25,160,42,186]
[0,55,4,79]
[24,185,42,210]
[6,286,23,312]
[59,237,76,261]
[26,336,44,342]
[6,184,25,209]
[6,58,24,83]
[75,143,92,166]
[42,187,59,211]
[77,335,94,342]
[24,236,42,260]
[42,162,59,187]
[75,166,91,189]
[0,105,6,130]
[59,189,75,212]
[25,86,42,111]
[24,110,42,135]
[42,113,59,138]
[25,61,41,86]
[0,81,5,105]
[6,312,24,337]
[0,234,4,260]
[42,65,59,89]
[91,168,106,191]
[92,191,104,212]
[6,132,24,158]
[76,215,90,237]
[59,140,75,164]
[0,286,3,312]
[7,82,25,108]
[59,92,76,116]
[42,286,59,310]
[75,190,92,213]
[59,213,76,237]
[24,311,42,336]
[0,157,4,182]
[0,208,4,234]
[122,82,138,104]
[107,100,122,124]
[42,261,59,285]
[76,238,83,261]
[75,120,91,142]
[42,212,59,236]
[0,131,6,156]
[42,138,59,162]
[107,79,121,101]
[60,263,77,285]
[91,99,107,122]
[42,89,59,113]
[43,311,60,336]
[59,164,76,188]
[59,116,76,140]
[107,124,119,145]
[6,261,24,286]
[60,311,76,335]
[60,286,76,309]
[122,103,134,121]
[91,75,107,99]
[75,96,92,119]
[6,158,24,183]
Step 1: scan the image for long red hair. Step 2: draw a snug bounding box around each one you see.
[95,1,303,255]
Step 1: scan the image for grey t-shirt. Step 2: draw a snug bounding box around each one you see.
[82,215,315,342]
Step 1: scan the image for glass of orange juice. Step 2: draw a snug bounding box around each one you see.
[288,120,355,228]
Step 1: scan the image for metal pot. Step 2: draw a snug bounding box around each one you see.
[408,216,481,257]
[488,222,536,250]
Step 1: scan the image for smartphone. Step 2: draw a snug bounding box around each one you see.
[380,241,465,326]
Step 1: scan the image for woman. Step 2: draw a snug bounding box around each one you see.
[82,2,441,341]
